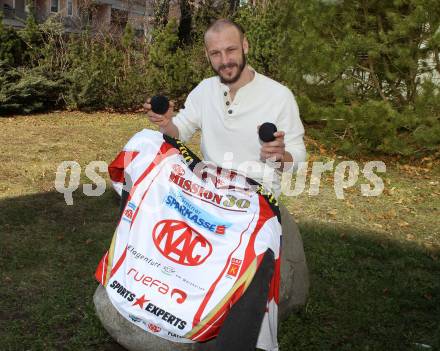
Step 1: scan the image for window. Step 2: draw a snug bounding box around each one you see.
[110,8,128,31]
[50,0,58,13]
[67,0,73,16]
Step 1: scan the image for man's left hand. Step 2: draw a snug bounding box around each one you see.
[259,129,293,171]
[259,129,286,162]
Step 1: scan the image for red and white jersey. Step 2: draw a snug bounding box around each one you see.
[96,130,282,350]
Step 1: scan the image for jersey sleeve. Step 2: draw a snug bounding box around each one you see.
[108,130,164,196]
[173,81,204,142]
[277,89,307,170]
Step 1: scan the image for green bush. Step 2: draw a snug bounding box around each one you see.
[146,19,209,104]
[0,15,26,67]
[0,14,65,115]
[403,81,440,152]
[0,61,65,114]
[64,24,150,111]
[237,0,440,156]
[66,36,123,110]
[235,2,284,78]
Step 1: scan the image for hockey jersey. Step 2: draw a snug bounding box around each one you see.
[95,129,282,350]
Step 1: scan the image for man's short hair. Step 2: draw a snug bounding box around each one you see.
[204,19,245,45]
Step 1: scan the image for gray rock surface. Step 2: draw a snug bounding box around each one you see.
[278,203,310,320]
[94,203,309,351]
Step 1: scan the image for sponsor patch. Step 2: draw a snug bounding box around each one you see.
[227,258,242,277]
[164,189,231,235]
[127,245,161,268]
[172,164,185,176]
[153,219,212,266]
[147,323,161,333]
[168,331,184,339]
[161,265,175,276]
[131,294,188,330]
[127,267,188,304]
[129,314,143,323]
[122,202,137,223]
[168,172,251,210]
[108,280,136,302]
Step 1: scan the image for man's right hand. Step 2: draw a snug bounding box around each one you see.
[143,98,175,128]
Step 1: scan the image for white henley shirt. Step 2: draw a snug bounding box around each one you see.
[173,69,306,197]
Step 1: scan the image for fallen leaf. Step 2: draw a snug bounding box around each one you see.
[399,221,410,227]
[379,242,388,249]
[383,210,397,219]
[406,234,415,240]
[423,293,433,301]
[327,209,338,217]
[383,188,396,196]
[429,254,438,261]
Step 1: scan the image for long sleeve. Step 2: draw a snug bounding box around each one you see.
[277,89,307,169]
[172,81,205,142]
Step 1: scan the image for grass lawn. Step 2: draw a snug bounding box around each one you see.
[0,112,439,351]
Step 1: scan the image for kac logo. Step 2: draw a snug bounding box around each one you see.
[153,220,212,266]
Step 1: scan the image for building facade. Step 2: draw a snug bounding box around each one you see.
[0,0,156,34]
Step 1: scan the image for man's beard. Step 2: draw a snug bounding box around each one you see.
[212,50,247,84]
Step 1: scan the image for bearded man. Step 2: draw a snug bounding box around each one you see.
[145,19,306,197]
[141,19,307,351]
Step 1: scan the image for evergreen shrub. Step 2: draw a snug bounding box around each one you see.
[0,0,438,157]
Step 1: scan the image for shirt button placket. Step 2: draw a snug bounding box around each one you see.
[224,91,233,116]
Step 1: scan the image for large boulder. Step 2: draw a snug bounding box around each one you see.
[278,203,310,320]
[93,203,309,351]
